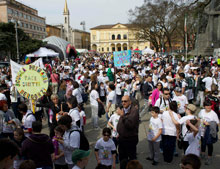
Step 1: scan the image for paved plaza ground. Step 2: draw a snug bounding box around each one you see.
[42,100,220,169]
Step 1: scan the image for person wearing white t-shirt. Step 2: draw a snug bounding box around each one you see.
[115,79,122,105]
[106,83,116,120]
[185,119,201,157]
[198,101,219,165]
[72,82,83,105]
[67,97,81,129]
[0,87,7,101]
[154,88,171,113]
[161,101,179,163]
[173,87,188,116]
[108,105,123,163]
[95,127,116,169]
[90,82,103,129]
[19,103,36,137]
[202,73,217,92]
[57,115,80,169]
[146,106,162,165]
[169,104,197,153]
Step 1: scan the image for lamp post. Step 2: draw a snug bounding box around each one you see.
[10,18,20,63]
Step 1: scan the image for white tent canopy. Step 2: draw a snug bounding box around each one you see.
[27,47,59,57]
[142,47,155,55]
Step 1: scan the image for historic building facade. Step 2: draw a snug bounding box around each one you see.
[90,23,150,53]
[0,0,46,40]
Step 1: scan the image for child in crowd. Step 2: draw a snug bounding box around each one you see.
[108,104,123,163]
[13,128,26,169]
[185,119,201,157]
[146,106,162,165]
[180,154,201,169]
[78,104,86,132]
[95,127,116,169]
[52,126,68,169]
[99,82,106,103]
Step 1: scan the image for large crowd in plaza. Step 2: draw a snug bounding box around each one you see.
[0,52,220,169]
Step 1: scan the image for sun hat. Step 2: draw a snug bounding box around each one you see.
[186,104,197,112]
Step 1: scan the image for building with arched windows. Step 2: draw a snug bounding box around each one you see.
[90,23,150,53]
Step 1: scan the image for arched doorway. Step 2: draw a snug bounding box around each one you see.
[123,43,128,51]
[116,44,122,51]
[111,44,115,52]
[92,44,97,51]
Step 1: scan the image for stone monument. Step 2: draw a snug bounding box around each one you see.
[194,0,220,56]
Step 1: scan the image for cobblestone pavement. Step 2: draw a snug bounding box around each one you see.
[42,99,220,169]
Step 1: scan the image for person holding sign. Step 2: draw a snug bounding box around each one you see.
[37,94,68,138]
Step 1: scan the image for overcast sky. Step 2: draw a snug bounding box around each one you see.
[17,0,144,31]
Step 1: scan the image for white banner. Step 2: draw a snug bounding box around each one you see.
[10,58,44,84]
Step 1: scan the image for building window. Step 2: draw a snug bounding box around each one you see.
[107,47,109,52]
[112,47,115,51]
[93,35,96,40]
[117,34,121,40]
[7,8,13,14]
[30,25,32,29]
[24,14,26,19]
[112,34,115,40]
[123,34,127,39]
[102,48,104,52]
[65,17,67,24]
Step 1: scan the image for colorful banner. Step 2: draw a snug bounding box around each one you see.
[15,65,48,100]
[113,50,131,67]
[218,58,220,65]
[10,58,44,84]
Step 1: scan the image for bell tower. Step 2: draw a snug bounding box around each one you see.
[63,0,70,41]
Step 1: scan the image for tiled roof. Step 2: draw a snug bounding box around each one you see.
[90,23,134,30]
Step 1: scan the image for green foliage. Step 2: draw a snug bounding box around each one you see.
[0,22,45,61]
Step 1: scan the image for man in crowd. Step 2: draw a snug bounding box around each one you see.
[117,95,139,162]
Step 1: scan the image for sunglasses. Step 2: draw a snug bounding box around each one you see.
[103,134,110,137]
[164,93,170,95]
[122,100,128,103]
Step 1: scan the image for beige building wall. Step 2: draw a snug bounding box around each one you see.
[0,3,7,22]
[90,23,150,53]
[0,0,46,40]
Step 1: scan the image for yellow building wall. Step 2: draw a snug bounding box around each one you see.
[90,24,150,53]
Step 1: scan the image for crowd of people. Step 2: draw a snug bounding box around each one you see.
[0,53,219,169]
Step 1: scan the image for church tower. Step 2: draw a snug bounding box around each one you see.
[63,0,71,42]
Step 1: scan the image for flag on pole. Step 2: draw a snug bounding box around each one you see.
[24,55,31,64]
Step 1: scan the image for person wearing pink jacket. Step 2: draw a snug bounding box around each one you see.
[151,82,163,106]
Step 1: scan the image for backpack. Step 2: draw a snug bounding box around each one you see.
[81,92,88,103]
[26,112,40,121]
[185,77,195,90]
[159,97,172,107]
[69,130,90,151]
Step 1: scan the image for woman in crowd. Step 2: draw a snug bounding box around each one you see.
[151,82,163,106]
[161,101,179,163]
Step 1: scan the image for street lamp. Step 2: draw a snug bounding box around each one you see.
[10,18,21,63]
